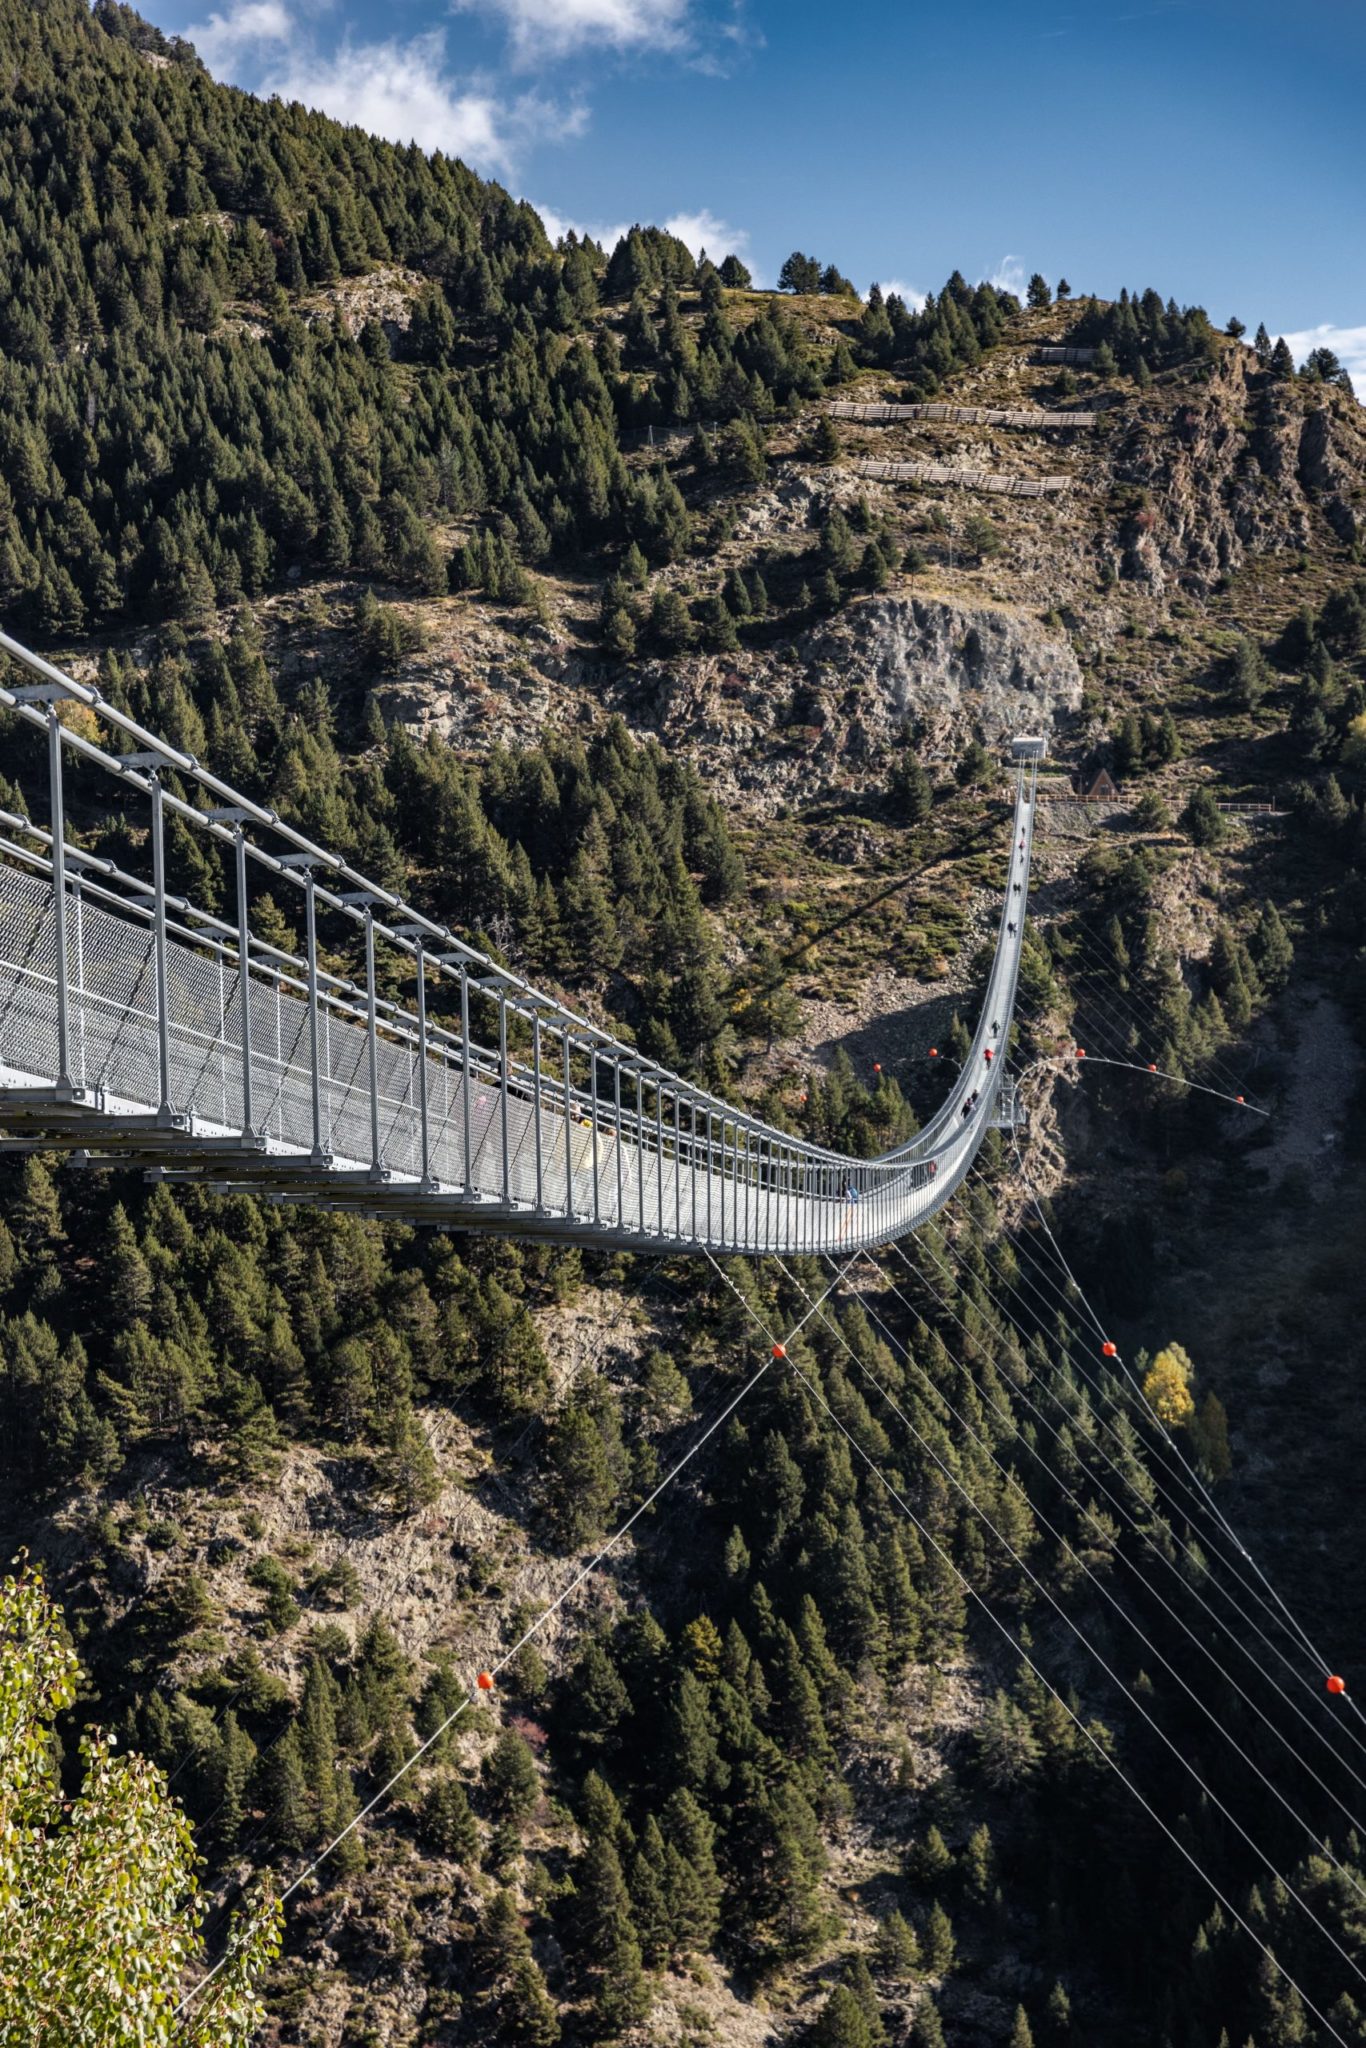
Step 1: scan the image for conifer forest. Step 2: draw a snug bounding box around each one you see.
[3,3,1366,2044]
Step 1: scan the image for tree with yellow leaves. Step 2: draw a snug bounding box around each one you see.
[0,1554,280,2045]
[1143,1343,1196,1428]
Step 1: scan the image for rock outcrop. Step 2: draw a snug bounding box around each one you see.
[376,591,1082,811]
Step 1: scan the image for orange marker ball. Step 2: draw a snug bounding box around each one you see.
[1101,1341,1117,1358]
[1076,1047,1086,1059]
[772,1343,787,1360]
[1328,1674,1347,1695]
[476,1671,495,1691]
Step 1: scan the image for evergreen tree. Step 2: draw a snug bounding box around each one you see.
[813,1986,876,2048]
[922,1900,956,1975]
[421,1771,479,1860]
[573,1834,651,2033]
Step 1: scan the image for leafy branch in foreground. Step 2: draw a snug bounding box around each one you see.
[0,1554,281,2046]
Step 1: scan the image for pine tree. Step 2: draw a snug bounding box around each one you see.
[1010,2006,1036,2048]
[813,1986,876,2048]
[297,1655,341,1835]
[574,1834,651,2032]
[482,1729,540,1827]
[1044,1981,1074,2046]
[259,1724,310,1852]
[874,1908,920,1978]
[377,1399,441,1512]
[215,1709,257,1853]
[629,1814,674,1966]
[422,1771,479,1860]
[922,1900,955,1975]
[911,1995,947,2047]
[960,1821,995,1904]
[663,1788,722,1951]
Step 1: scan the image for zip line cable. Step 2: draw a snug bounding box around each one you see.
[1066,905,1260,1101]
[905,1202,1366,1806]
[959,1151,1366,1771]
[707,1254,1348,2047]
[770,1254,1366,1996]
[185,1244,676,1867]
[175,1254,859,2020]
[1008,1128,1366,1744]
[850,1243,1366,1879]
[1008,1126,1351,1692]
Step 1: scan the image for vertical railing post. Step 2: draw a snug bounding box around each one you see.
[563,1032,575,1221]
[71,871,86,1093]
[47,710,72,1092]
[590,1048,601,1225]
[655,1081,664,1239]
[497,990,510,1204]
[365,907,382,1179]
[415,941,432,1188]
[234,829,255,1138]
[636,1071,645,1236]
[705,1110,714,1246]
[614,1062,624,1228]
[460,967,473,1192]
[742,1124,750,1251]
[304,869,325,1163]
[533,1013,544,1210]
[149,771,174,1120]
[674,1092,683,1243]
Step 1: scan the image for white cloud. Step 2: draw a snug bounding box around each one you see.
[988,253,1027,298]
[533,201,633,251]
[1279,322,1366,388]
[261,32,584,174]
[189,0,293,67]
[453,0,693,63]
[186,7,586,177]
[662,207,748,264]
[872,278,926,311]
[530,200,757,276]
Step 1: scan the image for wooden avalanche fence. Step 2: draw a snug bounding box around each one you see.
[853,459,1072,498]
[1034,345,1096,364]
[830,401,1097,428]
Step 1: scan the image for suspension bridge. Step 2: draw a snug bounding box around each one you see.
[0,628,1043,1251]
[10,626,1364,2046]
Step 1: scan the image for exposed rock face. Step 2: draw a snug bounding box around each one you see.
[619,591,1082,808]
[375,592,1082,810]
[1112,350,1366,590]
[800,591,1083,748]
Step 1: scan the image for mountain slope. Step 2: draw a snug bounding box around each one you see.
[5,5,1366,2045]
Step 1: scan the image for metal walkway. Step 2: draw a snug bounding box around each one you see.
[0,629,1043,1255]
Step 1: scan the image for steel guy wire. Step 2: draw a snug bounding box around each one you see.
[1067,905,1258,1100]
[1008,1128,1361,1717]
[176,1253,858,2019]
[707,1254,1349,2048]
[961,1152,1366,1769]
[909,1197,1366,1802]
[771,1255,1366,1997]
[854,1240,1366,1870]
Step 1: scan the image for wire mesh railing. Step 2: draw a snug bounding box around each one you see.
[0,627,1043,1253]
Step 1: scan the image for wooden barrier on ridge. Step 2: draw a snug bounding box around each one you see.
[853,459,1072,498]
[1035,345,1097,365]
[831,400,1098,428]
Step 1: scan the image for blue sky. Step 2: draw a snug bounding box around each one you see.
[153,0,1366,376]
